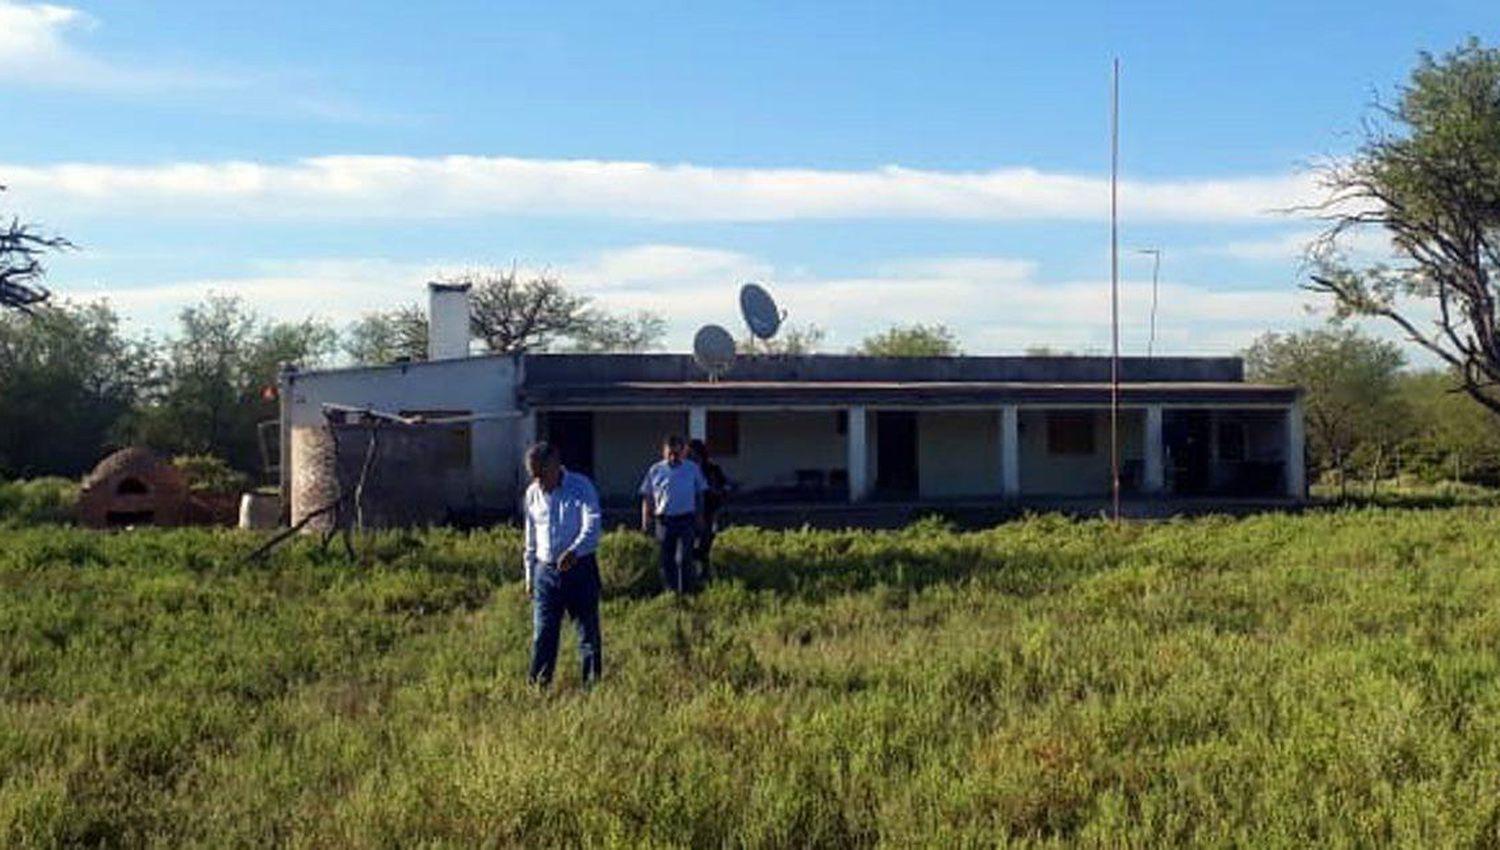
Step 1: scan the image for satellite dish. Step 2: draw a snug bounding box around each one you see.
[739,282,785,341]
[692,324,736,379]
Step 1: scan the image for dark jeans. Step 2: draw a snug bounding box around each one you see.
[529,553,602,686]
[695,513,719,579]
[655,513,697,594]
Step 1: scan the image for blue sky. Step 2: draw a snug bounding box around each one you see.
[1,0,1494,357]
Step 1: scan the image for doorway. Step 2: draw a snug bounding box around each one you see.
[543,411,595,478]
[1164,410,1211,495]
[875,411,919,498]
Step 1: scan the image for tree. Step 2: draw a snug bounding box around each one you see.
[567,310,667,353]
[740,323,826,355]
[344,304,428,364]
[0,300,153,477]
[446,268,665,354]
[464,269,591,353]
[857,323,961,357]
[1244,325,1407,492]
[1395,370,1500,484]
[1306,40,1500,417]
[137,295,336,473]
[0,185,72,314]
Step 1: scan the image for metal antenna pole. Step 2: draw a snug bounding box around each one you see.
[1110,58,1122,524]
[1137,248,1162,358]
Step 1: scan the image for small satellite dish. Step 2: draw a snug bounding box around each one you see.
[739,282,785,341]
[692,324,736,379]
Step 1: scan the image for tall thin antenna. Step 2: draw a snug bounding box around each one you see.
[1137,248,1162,358]
[1110,58,1122,524]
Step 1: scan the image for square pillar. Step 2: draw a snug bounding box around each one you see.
[847,406,869,502]
[689,406,708,442]
[1000,405,1020,498]
[1143,405,1164,494]
[1285,400,1306,499]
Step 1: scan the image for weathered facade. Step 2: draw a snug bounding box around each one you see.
[281,349,1305,527]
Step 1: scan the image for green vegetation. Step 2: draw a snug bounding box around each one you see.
[6,509,1500,846]
[0,477,77,528]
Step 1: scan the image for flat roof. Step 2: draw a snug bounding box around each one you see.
[524,380,1299,408]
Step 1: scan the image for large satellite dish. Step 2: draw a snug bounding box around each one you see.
[739,282,785,341]
[692,324,736,379]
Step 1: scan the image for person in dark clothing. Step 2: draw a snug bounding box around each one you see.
[687,438,728,581]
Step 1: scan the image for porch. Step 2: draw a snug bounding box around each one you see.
[527,394,1306,509]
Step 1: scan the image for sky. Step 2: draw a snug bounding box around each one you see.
[1,0,1495,358]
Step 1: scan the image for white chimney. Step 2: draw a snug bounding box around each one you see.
[427,281,471,360]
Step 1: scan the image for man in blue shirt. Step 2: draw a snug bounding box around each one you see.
[639,434,707,594]
[522,441,602,686]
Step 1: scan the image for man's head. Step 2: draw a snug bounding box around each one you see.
[687,438,709,463]
[526,441,563,491]
[661,434,685,464]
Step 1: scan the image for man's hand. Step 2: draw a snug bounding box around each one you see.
[558,549,577,572]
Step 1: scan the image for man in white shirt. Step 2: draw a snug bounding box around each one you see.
[639,434,707,594]
[522,441,602,686]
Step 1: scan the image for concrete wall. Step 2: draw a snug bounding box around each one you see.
[282,356,521,523]
[591,410,688,502]
[716,410,848,492]
[916,410,1001,498]
[1017,408,1144,496]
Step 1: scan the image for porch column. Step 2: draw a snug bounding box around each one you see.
[688,406,707,442]
[1143,405,1164,494]
[1285,399,1306,499]
[1000,405,1020,498]
[847,405,869,502]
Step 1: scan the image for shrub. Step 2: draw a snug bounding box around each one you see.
[0,477,79,526]
[171,454,251,495]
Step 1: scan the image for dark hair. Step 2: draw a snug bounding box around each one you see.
[525,441,559,469]
[662,434,685,449]
[688,438,708,459]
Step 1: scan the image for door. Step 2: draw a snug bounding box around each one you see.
[875,411,919,498]
[543,411,595,478]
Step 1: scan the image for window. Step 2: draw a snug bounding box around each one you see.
[707,411,739,457]
[1217,421,1247,462]
[116,477,148,495]
[1047,413,1095,455]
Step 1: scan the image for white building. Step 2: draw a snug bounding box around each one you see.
[278,284,1305,527]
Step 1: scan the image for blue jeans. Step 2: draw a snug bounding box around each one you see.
[656,513,697,594]
[529,553,602,685]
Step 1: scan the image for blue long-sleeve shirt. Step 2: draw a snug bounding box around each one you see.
[523,470,601,586]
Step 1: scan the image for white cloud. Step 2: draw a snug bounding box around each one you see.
[72,245,1326,357]
[1,154,1321,223]
[1207,226,1396,264]
[0,0,207,91]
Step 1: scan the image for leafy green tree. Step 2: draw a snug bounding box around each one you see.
[137,295,336,474]
[1244,325,1407,491]
[857,323,961,357]
[1307,39,1500,417]
[344,304,428,364]
[0,301,153,477]
[1395,370,1500,484]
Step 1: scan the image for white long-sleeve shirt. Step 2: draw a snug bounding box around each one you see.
[523,470,602,587]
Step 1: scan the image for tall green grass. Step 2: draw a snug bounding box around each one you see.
[4,509,1500,846]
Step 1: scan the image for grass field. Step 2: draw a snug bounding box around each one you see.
[4,508,1500,847]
